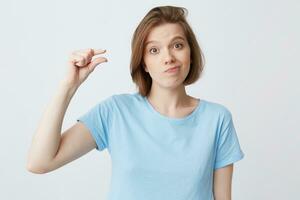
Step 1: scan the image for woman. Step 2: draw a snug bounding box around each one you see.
[27,6,244,200]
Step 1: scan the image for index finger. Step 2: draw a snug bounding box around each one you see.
[93,49,106,55]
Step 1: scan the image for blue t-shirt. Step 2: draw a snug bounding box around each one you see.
[77,92,245,200]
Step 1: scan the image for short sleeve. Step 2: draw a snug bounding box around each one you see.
[76,96,114,151]
[214,109,245,170]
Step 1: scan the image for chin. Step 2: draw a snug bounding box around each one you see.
[160,80,185,90]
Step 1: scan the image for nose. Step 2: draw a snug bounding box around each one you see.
[164,49,175,65]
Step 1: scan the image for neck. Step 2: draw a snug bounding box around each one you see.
[146,83,191,112]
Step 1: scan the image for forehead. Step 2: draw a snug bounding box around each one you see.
[145,23,186,43]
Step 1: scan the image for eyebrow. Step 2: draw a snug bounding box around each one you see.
[145,36,186,46]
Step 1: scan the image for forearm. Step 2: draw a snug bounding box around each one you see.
[26,80,78,171]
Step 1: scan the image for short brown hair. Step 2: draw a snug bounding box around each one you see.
[130,6,205,97]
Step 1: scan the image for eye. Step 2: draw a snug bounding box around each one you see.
[174,43,183,49]
[149,47,159,54]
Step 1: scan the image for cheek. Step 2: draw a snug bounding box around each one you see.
[143,55,151,72]
[143,54,153,66]
[144,56,160,70]
[178,51,191,65]
[185,48,191,62]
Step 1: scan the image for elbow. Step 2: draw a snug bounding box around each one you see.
[26,162,49,174]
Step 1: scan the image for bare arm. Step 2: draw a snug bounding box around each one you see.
[26,48,107,174]
[213,164,234,200]
[26,81,87,173]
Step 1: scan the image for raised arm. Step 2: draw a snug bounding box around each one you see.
[26,48,107,174]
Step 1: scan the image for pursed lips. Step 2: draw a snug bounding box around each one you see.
[165,66,179,72]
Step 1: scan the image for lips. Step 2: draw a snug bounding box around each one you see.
[165,66,179,72]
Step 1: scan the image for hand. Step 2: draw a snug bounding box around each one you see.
[63,48,107,88]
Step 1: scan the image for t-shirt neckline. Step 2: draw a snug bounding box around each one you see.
[142,94,205,123]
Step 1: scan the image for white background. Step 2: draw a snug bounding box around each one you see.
[0,0,299,199]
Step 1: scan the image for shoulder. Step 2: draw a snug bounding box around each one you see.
[201,99,233,119]
[94,92,138,104]
[111,92,143,104]
[96,92,143,111]
[201,100,237,136]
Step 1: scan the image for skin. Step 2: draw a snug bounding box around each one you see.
[144,23,234,199]
[143,23,199,118]
[213,164,234,200]
[26,49,107,173]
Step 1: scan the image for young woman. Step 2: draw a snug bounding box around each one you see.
[27,6,244,200]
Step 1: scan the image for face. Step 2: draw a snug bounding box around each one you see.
[143,23,191,90]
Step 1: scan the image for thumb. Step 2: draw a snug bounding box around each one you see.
[88,57,108,72]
